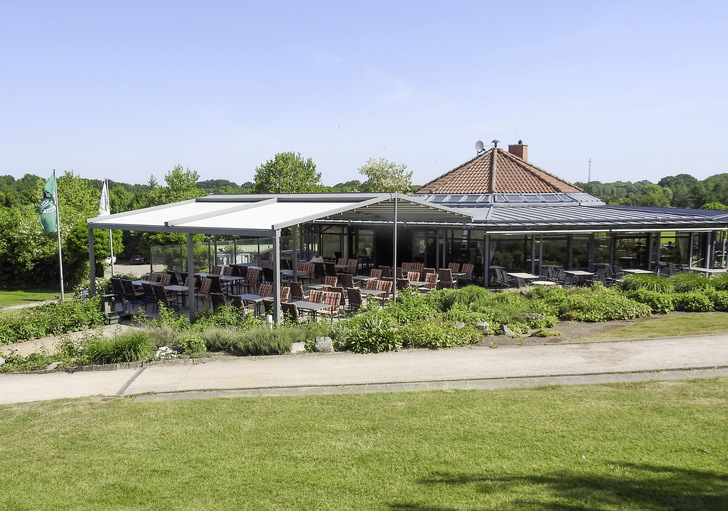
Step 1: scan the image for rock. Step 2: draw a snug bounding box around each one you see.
[455,322,465,329]
[525,313,544,321]
[290,342,306,354]
[46,361,61,370]
[475,321,490,333]
[0,356,4,367]
[314,336,334,353]
[501,325,517,337]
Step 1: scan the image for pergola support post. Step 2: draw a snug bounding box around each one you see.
[273,229,282,324]
[484,233,491,287]
[392,193,398,303]
[187,233,196,320]
[88,226,96,297]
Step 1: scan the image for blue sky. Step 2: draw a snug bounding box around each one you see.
[1,1,726,187]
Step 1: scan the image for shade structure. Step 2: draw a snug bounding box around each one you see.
[86,193,473,321]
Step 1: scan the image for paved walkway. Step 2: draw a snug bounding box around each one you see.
[1,335,727,404]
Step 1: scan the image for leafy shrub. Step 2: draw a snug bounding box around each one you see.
[426,288,459,312]
[560,288,652,322]
[194,304,262,330]
[0,297,105,346]
[618,274,674,293]
[626,289,675,314]
[442,302,495,327]
[673,273,711,293]
[525,313,558,329]
[673,292,715,312]
[200,326,293,355]
[137,304,191,331]
[85,331,156,364]
[332,308,400,353]
[707,289,728,311]
[385,291,439,325]
[447,285,495,309]
[709,273,728,291]
[177,334,207,354]
[399,320,482,349]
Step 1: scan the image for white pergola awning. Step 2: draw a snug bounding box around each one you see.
[87,193,473,235]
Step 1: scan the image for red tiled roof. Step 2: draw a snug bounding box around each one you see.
[415,148,583,194]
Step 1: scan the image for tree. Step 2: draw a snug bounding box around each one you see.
[252,152,323,193]
[358,158,413,193]
[146,165,205,207]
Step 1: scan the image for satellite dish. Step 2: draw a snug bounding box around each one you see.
[475,140,485,154]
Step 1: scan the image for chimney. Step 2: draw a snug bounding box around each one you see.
[508,140,528,161]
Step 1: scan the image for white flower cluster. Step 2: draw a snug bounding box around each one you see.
[155,346,177,360]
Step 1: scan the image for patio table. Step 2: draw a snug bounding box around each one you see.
[291,300,332,318]
[688,267,728,278]
[622,269,654,275]
[164,284,188,307]
[132,280,154,287]
[231,293,265,315]
[565,270,594,285]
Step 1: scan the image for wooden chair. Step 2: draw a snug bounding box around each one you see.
[121,279,145,311]
[309,290,325,303]
[153,284,178,310]
[280,286,290,303]
[210,293,227,312]
[346,258,358,275]
[211,265,222,275]
[448,262,461,273]
[142,283,158,313]
[370,268,382,279]
[222,266,234,276]
[318,291,341,320]
[373,280,393,302]
[195,278,212,306]
[437,268,455,289]
[110,277,125,307]
[289,281,307,301]
[339,273,354,289]
[258,283,273,297]
[325,262,338,277]
[241,268,260,293]
[324,275,338,288]
[347,287,363,312]
[420,272,438,292]
[458,263,474,286]
[281,302,305,324]
[407,271,420,283]
[379,266,392,278]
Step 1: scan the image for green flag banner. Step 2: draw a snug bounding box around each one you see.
[39,173,57,234]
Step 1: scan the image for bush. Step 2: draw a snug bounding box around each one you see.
[0,297,105,346]
[673,292,715,312]
[673,273,711,293]
[85,331,156,364]
[618,274,674,293]
[709,273,728,291]
[332,308,400,353]
[385,291,439,325]
[177,334,207,354]
[399,320,482,349]
[200,326,293,356]
[707,289,728,311]
[560,288,652,322]
[442,302,495,327]
[627,289,675,314]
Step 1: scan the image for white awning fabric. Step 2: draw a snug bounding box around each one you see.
[86,193,473,235]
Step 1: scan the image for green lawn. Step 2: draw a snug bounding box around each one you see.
[580,312,728,341]
[1,378,726,510]
[0,289,60,308]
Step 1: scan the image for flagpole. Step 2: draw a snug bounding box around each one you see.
[54,169,65,301]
